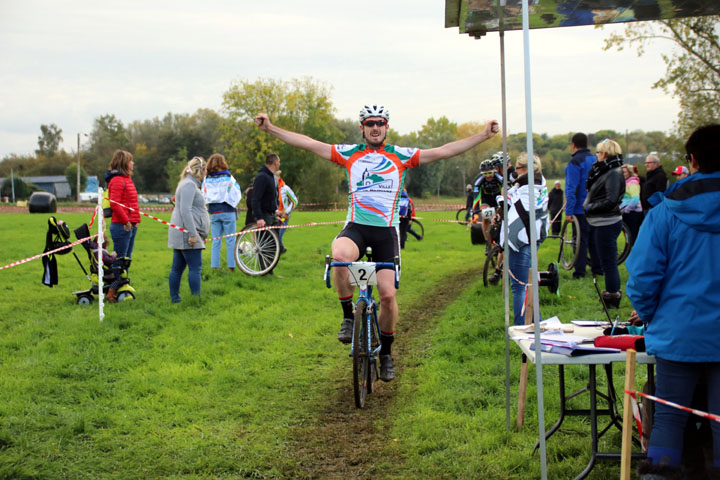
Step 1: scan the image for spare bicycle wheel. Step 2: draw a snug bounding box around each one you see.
[234,223,280,276]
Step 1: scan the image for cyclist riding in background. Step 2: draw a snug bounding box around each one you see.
[255,104,500,382]
[472,159,504,246]
[491,151,515,183]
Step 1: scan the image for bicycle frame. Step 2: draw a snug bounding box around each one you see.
[324,256,400,375]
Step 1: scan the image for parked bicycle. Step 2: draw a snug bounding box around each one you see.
[324,250,400,408]
[234,222,281,276]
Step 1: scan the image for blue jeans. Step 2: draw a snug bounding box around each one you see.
[210,212,237,269]
[278,214,290,247]
[109,222,137,287]
[508,244,532,326]
[648,358,720,467]
[168,249,203,303]
[591,220,622,292]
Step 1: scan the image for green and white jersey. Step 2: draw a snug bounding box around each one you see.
[331,143,421,227]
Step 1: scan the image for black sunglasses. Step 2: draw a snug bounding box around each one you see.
[363,119,387,128]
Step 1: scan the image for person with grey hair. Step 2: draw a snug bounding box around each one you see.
[640,153,667,213]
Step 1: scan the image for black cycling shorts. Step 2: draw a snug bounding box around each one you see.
[335,222,400,270]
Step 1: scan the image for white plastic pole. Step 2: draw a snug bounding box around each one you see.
[521,0,547,478]
[97,187,105,323]
[497,1,512,433]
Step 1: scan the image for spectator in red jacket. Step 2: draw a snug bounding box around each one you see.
[104,149,140,302]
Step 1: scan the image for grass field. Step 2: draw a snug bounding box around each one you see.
[0,207,644,479]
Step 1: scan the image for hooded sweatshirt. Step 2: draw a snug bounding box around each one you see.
[626,171,720,362]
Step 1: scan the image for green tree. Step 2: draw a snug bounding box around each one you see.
[0,176,38,200]
[64,163,88,198]
[222,77,345,201]
[35,124,63,157]
[604,16,720,137]
[85,115,131,180]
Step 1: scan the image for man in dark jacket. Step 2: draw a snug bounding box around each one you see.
[640,153,667,213]
[252,153,281,228]
[548,180,564,235]
[565,133,597,279]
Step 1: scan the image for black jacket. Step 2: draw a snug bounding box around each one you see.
[548,187,564,215]
[251,165,278,221]
[640,167,667,211]
[584,157,625,219]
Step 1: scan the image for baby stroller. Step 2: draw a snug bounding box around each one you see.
[72,223,136,304]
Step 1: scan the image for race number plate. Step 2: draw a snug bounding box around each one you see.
[346,262,378,286]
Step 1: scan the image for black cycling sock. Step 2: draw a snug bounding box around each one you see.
[339,296,353,319]
[380,331,394,356]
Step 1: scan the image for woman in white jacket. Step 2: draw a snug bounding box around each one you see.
[202,154,242,271]
[500,153,549,325]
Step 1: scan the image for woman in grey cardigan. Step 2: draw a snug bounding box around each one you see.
[168,157,209,303]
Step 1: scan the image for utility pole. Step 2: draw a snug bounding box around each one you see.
[77,133,81,202]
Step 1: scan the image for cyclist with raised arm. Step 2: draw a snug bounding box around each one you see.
[472,159,504,248]
[255,105,499,382]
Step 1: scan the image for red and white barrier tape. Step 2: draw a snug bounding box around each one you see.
[108,198,188,233]
[626,389,720,423]
[0,234,96,271]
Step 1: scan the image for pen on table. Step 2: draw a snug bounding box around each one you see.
[610,315,620,335]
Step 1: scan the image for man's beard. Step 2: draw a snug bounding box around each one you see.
[364,132,386,148]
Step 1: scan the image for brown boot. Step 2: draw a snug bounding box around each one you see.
[601,290,622,309]
[105,288,118,303]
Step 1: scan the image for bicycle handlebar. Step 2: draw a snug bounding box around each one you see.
[324,255,400,289]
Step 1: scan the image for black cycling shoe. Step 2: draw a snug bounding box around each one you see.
[337,318,353,343]
[379,354,396,382]
[489,269,501,285]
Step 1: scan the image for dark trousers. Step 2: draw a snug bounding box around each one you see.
[550,210,562,236]
[623,211,643,246]
[591,220,622,292]
[649,358,720,467]
[573,214,591,277]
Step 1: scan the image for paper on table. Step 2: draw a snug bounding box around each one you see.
[571,320,610,327]
[513,334,594,344]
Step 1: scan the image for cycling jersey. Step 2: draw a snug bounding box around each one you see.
[473,173,503,208]
[331,143,421,227]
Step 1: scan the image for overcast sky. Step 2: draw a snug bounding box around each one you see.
[0,0,679,158]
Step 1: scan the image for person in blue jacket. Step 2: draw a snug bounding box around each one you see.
[565,132,598,279]
[626,124,720,478]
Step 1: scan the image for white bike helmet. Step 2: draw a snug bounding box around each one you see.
[359,104,390,124]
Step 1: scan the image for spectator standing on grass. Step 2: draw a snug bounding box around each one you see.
[584,139,625,309]
[627,124,720,479]
[202,153,242,271]
[498,153,548,326]
[104,149,140,303]
[548,180,564,236]
[168,157,209,303]
[252,154,281,229]
[640,153,668,213]
[671,165,690,181]
[275,172,298,255]
[565,133,597,280]
[620,164,643,246]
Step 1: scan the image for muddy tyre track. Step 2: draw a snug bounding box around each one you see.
[286,265,484,479]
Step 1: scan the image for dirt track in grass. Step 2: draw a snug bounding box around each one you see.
[286,264,484,479]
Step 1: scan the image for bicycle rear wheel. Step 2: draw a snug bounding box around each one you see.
[234,223,280,276]
[352,299,370,408]
[559,217,581,271]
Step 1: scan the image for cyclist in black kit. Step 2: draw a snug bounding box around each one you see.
[472,159,504,245]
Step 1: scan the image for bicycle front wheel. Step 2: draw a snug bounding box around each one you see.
[352,299,370,409]
[559,217,581,271]
[616,222,631,265]
[409,219,424,240]
[234,223,280,276]
[483,245,500,287]
[456,207,470,225]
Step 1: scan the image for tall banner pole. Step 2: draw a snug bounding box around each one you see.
[497,0,512,434]
[521,0,547,477]
[97,187,105,323]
